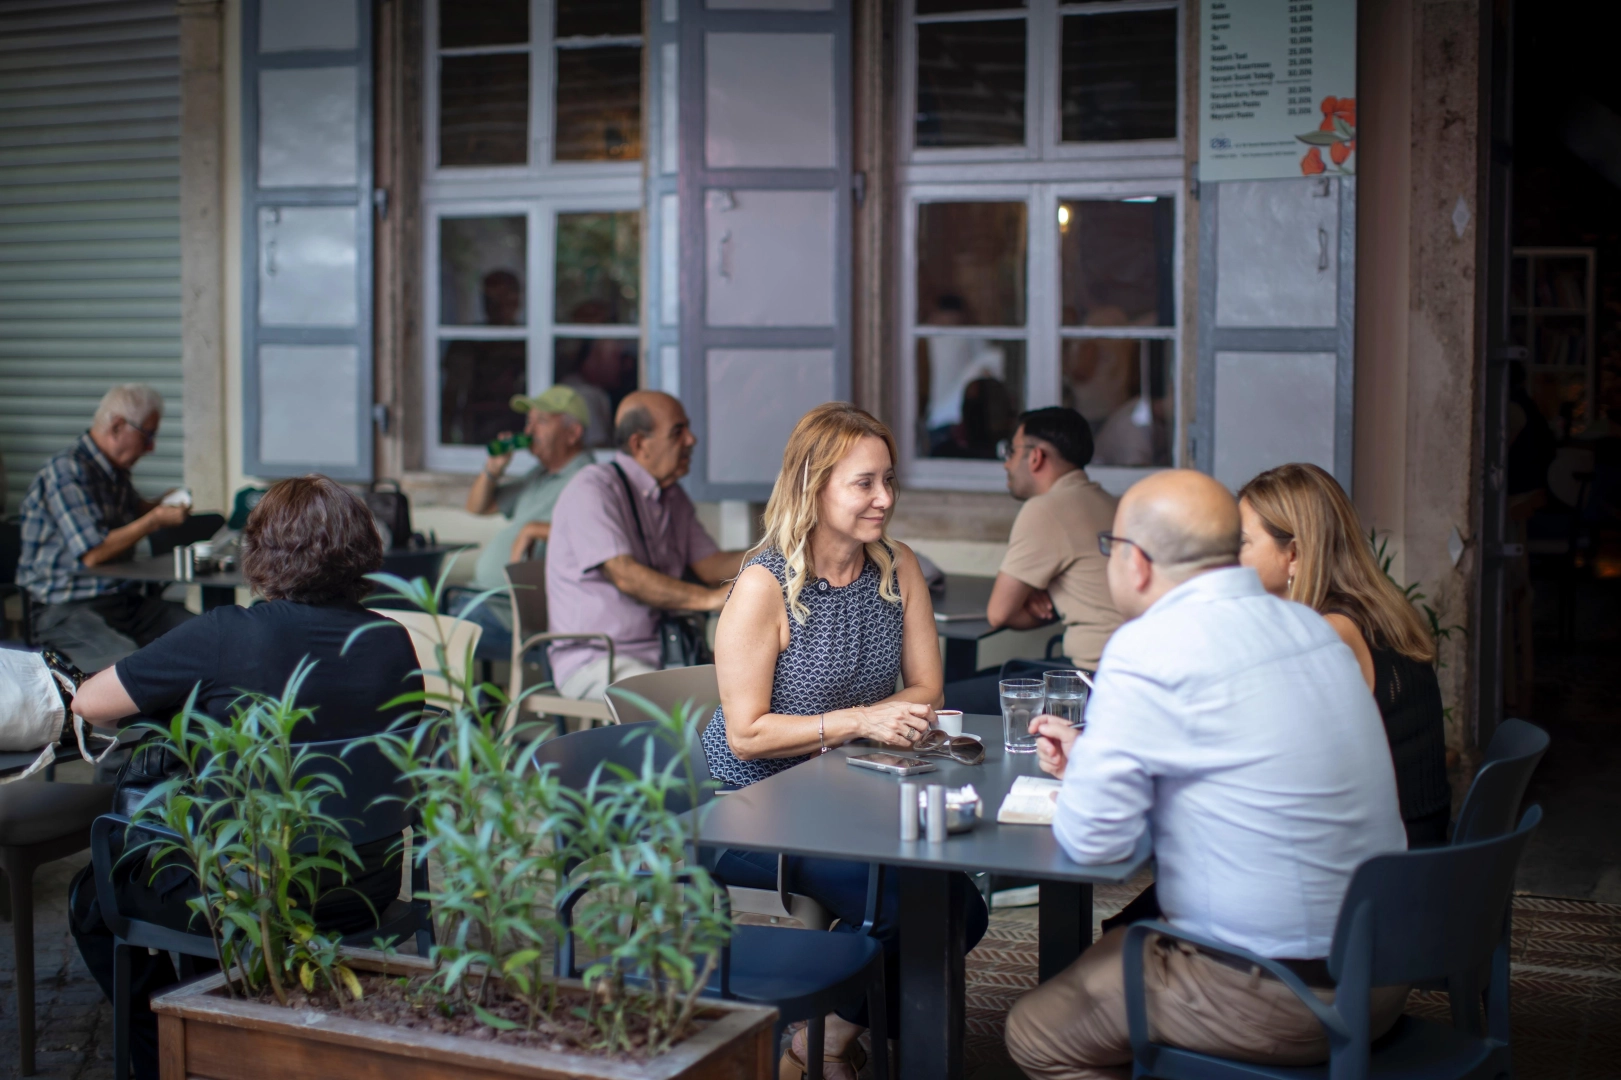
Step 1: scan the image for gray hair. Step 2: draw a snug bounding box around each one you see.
[92,384,164,432]
[614,404,655,450]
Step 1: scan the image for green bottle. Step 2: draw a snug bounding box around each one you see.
[486,433,532,456]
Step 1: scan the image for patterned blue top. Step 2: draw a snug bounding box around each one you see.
[17,434,144,605]
[702,546,906,788]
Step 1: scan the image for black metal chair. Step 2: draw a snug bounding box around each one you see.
[90,737,433,1080]
[1123,807,1542,1080]
[1,513,34,645]
[1,778,115,1075]
[537,723,890,1080]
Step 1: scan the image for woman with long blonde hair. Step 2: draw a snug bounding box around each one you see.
[1238,462,1450,846]
[704,402,987,1078]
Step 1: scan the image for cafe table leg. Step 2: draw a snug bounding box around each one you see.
[898,865,966,1080]
[1038,881,1093,982]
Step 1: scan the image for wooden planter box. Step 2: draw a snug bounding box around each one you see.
[151,950,777,1080]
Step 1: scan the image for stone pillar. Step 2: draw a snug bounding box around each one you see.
[178,0,228,511]
[1354,0,1485,765]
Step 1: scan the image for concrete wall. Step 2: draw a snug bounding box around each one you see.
[1354,0,1484,760]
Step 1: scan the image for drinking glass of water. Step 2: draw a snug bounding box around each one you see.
[1000,678,1045,754]
[1043,670,1091,732]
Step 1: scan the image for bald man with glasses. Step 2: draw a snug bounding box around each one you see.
[1003,470,1408,1079]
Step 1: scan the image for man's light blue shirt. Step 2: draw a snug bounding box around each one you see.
[1056,565,1406,959]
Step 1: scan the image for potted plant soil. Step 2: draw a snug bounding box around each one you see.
[142,574,775,1080]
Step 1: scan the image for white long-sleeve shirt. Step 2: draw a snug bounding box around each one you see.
[1056,566,1406,959]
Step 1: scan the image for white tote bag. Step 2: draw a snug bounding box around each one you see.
[0,648,66,780]
[0,649,116,783]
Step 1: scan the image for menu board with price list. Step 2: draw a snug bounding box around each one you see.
[1199,0,1357,182]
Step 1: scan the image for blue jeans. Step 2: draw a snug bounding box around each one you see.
[446,590,547,668]
[712,848,989,1030]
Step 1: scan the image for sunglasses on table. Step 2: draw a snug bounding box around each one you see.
[911,729,986,766]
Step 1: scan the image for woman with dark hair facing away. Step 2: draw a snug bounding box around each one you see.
[67,475,424,1080]
[1238,462,1450,847]
[704,402,989,1079]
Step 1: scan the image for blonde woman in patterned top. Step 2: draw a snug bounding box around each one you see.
[704,402,988,1079]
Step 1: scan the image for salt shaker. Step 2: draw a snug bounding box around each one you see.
[925,784,948,843]
[899,781,919,841]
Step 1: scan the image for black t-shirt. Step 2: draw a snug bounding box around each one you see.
[115,600,424,741]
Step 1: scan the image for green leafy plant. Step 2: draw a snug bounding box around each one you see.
[363,570,730,1057]
[132,663,370,1003]
[1369,528,1466,659]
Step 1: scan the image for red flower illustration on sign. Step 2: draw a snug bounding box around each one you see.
[1299,96,1356,175]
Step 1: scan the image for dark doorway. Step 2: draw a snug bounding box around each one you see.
[1499,0,1621,901]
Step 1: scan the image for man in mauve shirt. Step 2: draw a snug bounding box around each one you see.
[545,391,745,701]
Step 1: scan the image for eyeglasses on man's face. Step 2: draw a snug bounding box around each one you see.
[995,438,1035,462]
[1098,532,1153,563]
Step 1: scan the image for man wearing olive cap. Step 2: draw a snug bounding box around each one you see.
[454,385,593,659]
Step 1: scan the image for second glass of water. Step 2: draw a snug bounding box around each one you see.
[1044,670,1091,732]
[1000,678,1045,754]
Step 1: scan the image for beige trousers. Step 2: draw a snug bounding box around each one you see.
[556,653,659,702]
[1005,927,1410,1080]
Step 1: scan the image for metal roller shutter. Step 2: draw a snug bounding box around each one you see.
[0,0,182,513]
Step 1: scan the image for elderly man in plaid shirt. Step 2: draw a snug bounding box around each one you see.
[17,384,194,670]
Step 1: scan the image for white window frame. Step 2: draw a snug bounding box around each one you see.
[423,0,644,473]
[897,0,1187,494]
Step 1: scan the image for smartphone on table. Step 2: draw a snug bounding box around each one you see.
[847,752,938,777]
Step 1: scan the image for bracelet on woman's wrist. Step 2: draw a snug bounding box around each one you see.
[818,712,827,755]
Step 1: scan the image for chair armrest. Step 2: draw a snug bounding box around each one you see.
[553,867,715,981]
[1121,920,1351,1061]
[510,633,617,700]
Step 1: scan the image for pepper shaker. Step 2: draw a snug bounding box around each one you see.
[925,784,947,843]
[899,781,919,841]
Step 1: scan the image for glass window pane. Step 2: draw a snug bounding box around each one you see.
[440,339,527,446]
[916,202,1027,327]
[440,0,527,48]
[1063,337,1171,466]
[1060,10,1178,143]
[557,0,640,38]
[916,0,1023,11]
[554,337,640,448]
[555,46,642,161]
[914,337,1025,459]
[1060,197,1173,328]
[439,216,526,326]
[555,211,639,325]
[439,53,529,166]
[915,19,1025,148]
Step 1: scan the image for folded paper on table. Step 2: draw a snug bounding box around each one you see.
[996,775,1062,825]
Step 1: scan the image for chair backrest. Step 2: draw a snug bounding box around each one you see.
[605,665,719,727]
[1453,718,1550,844]
[1,515,22,584]
[530,721,708,816]
[369,609,482,703]
[505,558,549,638]
[1329,805,1541,990]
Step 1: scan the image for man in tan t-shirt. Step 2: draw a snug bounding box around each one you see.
[992,407,1123,667]
[945,408,1123,712]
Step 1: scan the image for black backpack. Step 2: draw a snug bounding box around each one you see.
[364,480,412,550]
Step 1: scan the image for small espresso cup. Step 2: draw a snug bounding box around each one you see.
[934,709,964,737]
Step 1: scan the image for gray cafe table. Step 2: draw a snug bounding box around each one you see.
[694,712,1152,1079]
[78,546,464,610]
